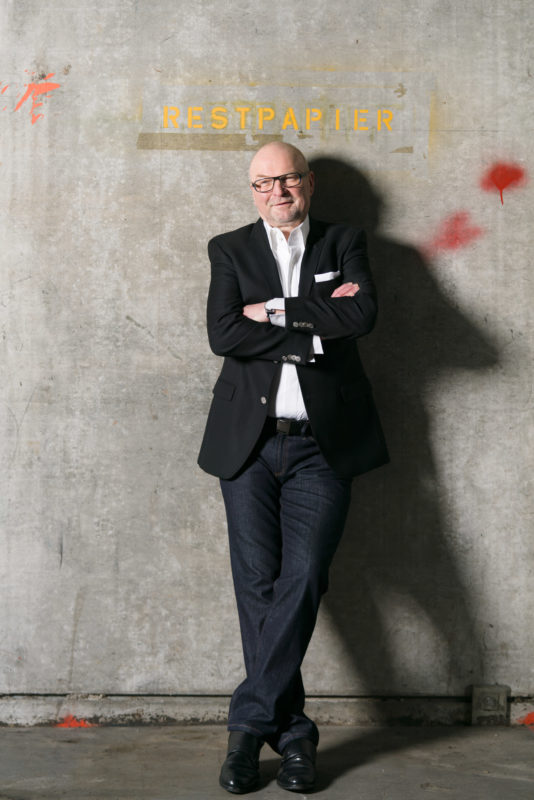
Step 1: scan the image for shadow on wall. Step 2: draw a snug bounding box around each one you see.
[309,158,500,714]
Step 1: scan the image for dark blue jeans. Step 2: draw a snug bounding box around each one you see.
[220,428,352,753]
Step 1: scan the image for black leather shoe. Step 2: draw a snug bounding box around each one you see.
[277,738,316,792]
[219,731,263,794]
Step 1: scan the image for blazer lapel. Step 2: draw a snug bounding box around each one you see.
[250,219,284,298]
[298,217,327,296]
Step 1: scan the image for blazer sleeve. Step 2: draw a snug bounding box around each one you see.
[284,228,377,340]
[206,237,311,362]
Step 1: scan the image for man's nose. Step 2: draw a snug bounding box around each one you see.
[271,178,289,195]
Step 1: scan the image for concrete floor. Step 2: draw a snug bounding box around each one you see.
[0,724,532,799]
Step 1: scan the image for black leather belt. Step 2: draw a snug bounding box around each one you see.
[264,417,312,436]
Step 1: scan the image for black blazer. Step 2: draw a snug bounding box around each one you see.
[198,217,389,479]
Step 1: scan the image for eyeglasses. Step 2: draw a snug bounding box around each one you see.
[250,171,309,193]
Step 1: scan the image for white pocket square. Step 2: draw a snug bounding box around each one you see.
[314,270,341,283]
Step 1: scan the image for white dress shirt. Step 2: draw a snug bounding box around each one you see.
[263,217,323,420]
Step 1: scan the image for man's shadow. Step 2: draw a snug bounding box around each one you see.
[303,157,501,782]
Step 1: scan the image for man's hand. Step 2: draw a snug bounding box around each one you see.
[243,302,270,322]
[330,282,360,298]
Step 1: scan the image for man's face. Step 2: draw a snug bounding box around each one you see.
[249,145,314,231]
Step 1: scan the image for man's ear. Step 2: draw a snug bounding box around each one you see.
[308,171,315,196]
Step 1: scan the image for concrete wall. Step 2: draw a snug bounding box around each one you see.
[1,0,532,722]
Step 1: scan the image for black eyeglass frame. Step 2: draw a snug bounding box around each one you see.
[250,171,309,193]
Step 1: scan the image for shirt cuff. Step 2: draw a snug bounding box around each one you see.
[312,335,323,355]
[308,334,323,362]
[266,298,285,326]
[270,313,285,328]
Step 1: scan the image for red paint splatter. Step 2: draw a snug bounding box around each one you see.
[426,211,484,254]
[481,162,526,205]
[0,84,8,95]
[13,72,60,124]
[517,712,534,727]
[55,714,95,728]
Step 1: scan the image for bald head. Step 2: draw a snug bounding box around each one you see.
[249,142,314,235]
[249,142,309,181]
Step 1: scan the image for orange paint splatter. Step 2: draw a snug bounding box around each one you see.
[517,712,534,727]
[481,162,526,205]
[0,84,8,95]
[13,72,60,124]
[426,211,484,254]
[55,714,95,728]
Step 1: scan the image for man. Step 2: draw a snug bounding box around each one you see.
[198,142,388,793]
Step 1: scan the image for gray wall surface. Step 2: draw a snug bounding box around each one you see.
[1,0,532,718]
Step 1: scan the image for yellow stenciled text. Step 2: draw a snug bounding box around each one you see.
[258,107,275,130]
[211,106,228,129]
[377,108,393,131]
[162,105,394,133]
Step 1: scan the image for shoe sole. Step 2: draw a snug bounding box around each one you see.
[220,778,260,794]
[276,778,315,793]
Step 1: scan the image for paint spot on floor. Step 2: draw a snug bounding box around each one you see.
[517,711,534,727]
[480,162,526,205]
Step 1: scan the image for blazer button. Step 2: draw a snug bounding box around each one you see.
[282,355,288,362]
[295,355,301,363]
[293,321,299,328]
[260,396,267,404]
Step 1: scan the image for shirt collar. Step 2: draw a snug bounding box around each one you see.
[263,215,310,248]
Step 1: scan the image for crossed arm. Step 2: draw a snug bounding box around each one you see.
[242,281,360,322]
[207,228,376,361]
